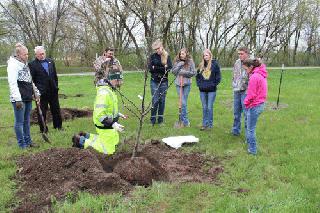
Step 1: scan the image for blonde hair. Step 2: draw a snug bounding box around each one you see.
[152,40,168,65]
[15,42,27,56]
[198,49,212,71]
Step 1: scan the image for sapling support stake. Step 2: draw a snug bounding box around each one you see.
[276,64,285,108]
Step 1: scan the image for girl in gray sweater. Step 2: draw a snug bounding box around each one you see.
[172,48,196,127]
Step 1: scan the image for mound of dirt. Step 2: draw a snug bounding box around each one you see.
[139,142,222,183]
[15,141,224,212]
[14,148,130,212]
[113,157,164,186]
[30,108,92,124]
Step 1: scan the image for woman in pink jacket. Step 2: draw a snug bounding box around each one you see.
[242,59,268,155]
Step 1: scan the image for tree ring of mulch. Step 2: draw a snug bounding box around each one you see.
[14,141,224,212]
[30,108,93,124]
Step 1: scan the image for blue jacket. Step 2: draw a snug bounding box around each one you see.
[196,59,221,92]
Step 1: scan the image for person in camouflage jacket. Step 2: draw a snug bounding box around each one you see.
[93,47,123,87]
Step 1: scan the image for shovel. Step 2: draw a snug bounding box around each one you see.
[32,84,51,143]
[174,76,184,128]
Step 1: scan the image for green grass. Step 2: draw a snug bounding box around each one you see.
[0,66,6,76]
[0,69,319,212]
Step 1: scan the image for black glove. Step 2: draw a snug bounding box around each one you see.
[101,117,113,127]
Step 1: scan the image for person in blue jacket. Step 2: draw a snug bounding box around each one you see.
[196,49,221,131]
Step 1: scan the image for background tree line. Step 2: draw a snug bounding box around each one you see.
[0,0,319,68]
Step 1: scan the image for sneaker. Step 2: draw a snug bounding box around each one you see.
[183,122,190,127]
[247,149,257,155]
[28,143,39,148]
[158,122,165,127]
[200,126,207,131]
[231,131,240,136]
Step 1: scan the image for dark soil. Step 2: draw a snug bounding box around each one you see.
[30,108,92,124]
[14,141,224,212]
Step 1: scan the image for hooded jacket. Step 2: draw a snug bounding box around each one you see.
[244,64,268,108]
[93,84,119,129]
[196,59,221,92]
[7,56,39,102]
[148,53,173,82]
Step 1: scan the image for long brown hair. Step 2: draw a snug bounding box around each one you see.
[174,48,192,68]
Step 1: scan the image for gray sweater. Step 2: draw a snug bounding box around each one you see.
[172,60,196,86]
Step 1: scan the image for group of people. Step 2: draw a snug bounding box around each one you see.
[7,39,267,155]
[7,43,62,149]
[147,41,268,155]
[149,40,222,130]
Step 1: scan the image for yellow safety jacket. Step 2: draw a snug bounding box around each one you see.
[83,130,119,155]
[87,85,120,155]
[93,85,119,128]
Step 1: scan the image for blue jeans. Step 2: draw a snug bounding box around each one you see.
[150,80,168,124]
[200,91,216,128]
[12,101,33,148]
[245,103,265,154]
[232,91,247,135]
[176,84,191,126]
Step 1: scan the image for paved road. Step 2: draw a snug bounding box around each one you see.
[1,67,320,80]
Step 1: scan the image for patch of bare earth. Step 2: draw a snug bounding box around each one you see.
[14,141,224,212]
[30,108,92,125]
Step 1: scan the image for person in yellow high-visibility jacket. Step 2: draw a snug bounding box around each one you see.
[72,76,126,155]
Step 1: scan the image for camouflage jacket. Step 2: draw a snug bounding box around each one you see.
[93,56,123,85]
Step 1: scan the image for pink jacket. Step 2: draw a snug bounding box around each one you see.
[244,64,268,109]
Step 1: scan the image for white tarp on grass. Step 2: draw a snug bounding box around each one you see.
[162,135,199,149]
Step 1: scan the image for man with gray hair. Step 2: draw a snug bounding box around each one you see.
[29,46,62,132]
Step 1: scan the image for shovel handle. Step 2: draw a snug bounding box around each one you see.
[179,76,183,109]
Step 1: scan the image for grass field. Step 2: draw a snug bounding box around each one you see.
[0,68,319,212]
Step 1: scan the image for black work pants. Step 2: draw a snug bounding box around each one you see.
[37,92,62,132]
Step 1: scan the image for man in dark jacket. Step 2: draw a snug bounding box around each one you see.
[29,46,62,132]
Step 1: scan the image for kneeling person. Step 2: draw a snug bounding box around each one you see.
[72,76,125,154]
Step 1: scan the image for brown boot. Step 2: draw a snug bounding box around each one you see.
[72,134,81,148]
